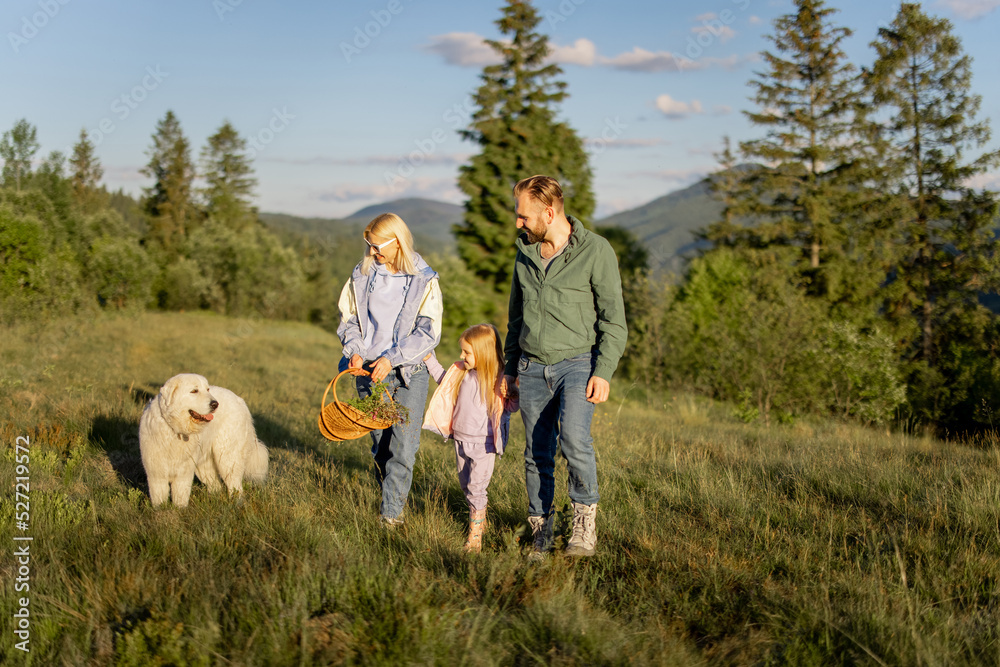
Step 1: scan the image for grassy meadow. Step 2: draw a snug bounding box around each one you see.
[1,311,999,665]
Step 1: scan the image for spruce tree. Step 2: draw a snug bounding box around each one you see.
[868,3,1000,366]
[69,128,106,213]
[728,0,862,296]
[867,4,1000,426]
[0,119,40,192]
[141,110,196,254]
[199,120,258,229]
[456,0,593,290]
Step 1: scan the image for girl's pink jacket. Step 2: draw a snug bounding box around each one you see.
[421,358,519,456]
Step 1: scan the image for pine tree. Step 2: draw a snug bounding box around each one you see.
[731,0,862,296]
[868,3,1000,366]
[199,120,257,229]
[0,119,40,192]
[69,128,106,213]
[141,110,196,253]
[455,0,594,290]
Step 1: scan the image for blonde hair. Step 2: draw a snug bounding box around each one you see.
[360,213,417,275]
[452,324,505,419]
[513,175,564,212]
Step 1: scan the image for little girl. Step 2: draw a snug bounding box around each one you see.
[423,324,518,553]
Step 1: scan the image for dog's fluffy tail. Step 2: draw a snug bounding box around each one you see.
[245,439,269,483]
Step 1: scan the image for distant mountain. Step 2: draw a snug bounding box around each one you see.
[343,198,462,252]
[260,198,462,254]
[262,185,724,274]
[597,178,722,277]
[258,211,360,240]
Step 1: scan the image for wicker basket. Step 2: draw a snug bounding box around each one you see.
[318,369,396,442]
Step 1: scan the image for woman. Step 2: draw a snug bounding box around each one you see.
[336,213,442,525]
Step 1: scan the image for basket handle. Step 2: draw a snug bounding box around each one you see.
[321,368,369,413]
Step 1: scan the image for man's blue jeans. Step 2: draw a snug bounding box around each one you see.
[517,353,599,517]
[356,365,429,520]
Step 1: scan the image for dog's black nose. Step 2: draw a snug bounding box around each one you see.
[209,400,219,412]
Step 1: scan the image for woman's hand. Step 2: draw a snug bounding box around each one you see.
[370,356,393,382]
[347,354,366,375]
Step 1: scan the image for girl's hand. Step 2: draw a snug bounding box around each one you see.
[370,356,393,383]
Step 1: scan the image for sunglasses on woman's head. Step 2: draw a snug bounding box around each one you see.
[365,237,397,252]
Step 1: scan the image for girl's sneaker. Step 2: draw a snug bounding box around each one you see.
[463,507,487,553]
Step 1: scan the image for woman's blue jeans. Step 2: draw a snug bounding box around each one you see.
[516,353,600,517]
[356,365,429,520]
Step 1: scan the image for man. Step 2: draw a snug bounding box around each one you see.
[503,175,627,558]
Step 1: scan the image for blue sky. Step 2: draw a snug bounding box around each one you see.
[3,0,999,219]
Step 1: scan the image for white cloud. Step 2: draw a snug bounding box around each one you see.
[601,47,695,72]
[749,15,763,25]
[602,48,755,72]
[695,12,718,21]
[425,32,755,74]
[423,32,500,67]
[548,38,598,66]
[712,104,733,115]
[655,95,704,119]
[426,33,597,67]
[692,24,737,44]
[936,0,1000,19]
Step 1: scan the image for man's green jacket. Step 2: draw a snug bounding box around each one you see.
[504,216,628,382]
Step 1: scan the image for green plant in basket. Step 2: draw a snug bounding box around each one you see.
[346,381,410,425]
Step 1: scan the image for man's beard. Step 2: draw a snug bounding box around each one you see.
[522,221,546,244]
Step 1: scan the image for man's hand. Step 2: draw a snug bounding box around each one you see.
[370,356,393,383]
[586,376,610,404]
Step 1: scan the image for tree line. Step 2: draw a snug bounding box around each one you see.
[449,0,1000,433]
[0,110,372,332]
[2,0,998,433]
[659,2,999,431]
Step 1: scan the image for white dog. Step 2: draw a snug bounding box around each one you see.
[139,373,269,507]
